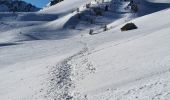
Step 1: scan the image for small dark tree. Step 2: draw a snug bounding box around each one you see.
[131,4,138,13]
[77,13,81,19]
[76,8,80,12]
[103,25,108,31]
[93,7,103,16]
[86,3,91,8]
[89,29,94,35]
[105,5,109,11]
[127,0,139,13]
[12,6,17,13]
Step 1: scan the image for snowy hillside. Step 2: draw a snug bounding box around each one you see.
[0,0,40,12]
[0,0,170,100]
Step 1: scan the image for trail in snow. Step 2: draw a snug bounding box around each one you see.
[45,35,90,100]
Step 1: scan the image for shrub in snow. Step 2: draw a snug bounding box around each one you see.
[105,5,109,11]
[93,7,103,16]
[121,22,137,31]
[89,29,94,35]
[77,13,81,20]
[86,3,91,8]
[131,4,138,13]
[103,25,108,31]
[128,0,139,13]
[76,8,80,12]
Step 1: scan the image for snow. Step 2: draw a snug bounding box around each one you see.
[0,39,84,100]
[147,0,170,3]
[40,0,92,15]
[0,0,170,100]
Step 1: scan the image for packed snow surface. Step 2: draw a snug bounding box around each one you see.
[0,0,170,100]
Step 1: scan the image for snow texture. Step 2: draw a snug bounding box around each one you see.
[0,0,170,100]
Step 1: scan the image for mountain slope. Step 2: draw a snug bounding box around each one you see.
[40,0,92,14]
[2,0,169,43]
[0,0,40,12]
[135,0,170,16]
[0,0,170,100]
[72,8,170,99]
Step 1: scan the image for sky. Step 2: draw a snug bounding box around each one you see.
[23,0,49,8]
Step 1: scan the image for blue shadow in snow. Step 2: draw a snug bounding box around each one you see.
[0,43,20,47]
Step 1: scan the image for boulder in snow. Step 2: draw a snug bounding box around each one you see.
[121,23,137,31]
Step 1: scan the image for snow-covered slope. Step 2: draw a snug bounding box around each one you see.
[135,0,170,16]
[0,0,170,100]
[147,0,170,3]
[73,8,170,99]
[0,0,40,12]
[40,0,92,14]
